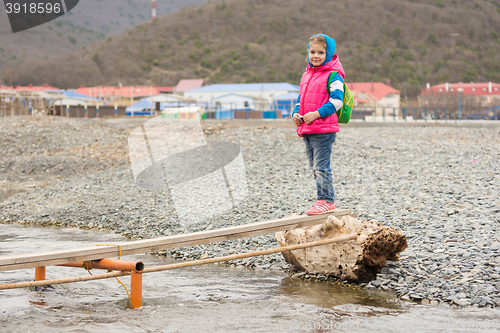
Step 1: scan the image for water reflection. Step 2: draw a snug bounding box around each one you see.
[278,277,400,310]
[1,221,500,332]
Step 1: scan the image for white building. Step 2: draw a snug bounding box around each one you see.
[184,82,300,108]
[212,93,257,110]
[50,90,101,106]
[142,93,185,103]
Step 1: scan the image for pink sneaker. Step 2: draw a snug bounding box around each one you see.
[306,200,337,215]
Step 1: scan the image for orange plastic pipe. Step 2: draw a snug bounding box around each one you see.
[130,271,142,309]
[60,259,144,272]
[35,266,45,281]
[59,259,144,309]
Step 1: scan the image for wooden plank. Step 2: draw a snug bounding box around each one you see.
[0,210,351,272]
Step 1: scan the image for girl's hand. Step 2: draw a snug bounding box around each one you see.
[303,111,321,125]
[292,113,303,125]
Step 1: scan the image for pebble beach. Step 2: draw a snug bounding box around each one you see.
[1,116,499,308]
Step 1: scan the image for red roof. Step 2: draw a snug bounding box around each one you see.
[74,86,161,98]
[346,82,400,100]
[175,79,204,92]
[421,82,500,96]
[0,83,59,91]
[157,86,175,93]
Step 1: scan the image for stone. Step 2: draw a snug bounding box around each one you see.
[490,243,500,250]
[482,297,494,305]
[291,272,306,279]
[470,298,481,304]
[447,210,458,216]
[452,299,470,307]
[430,234,443,240]
[409,293,424,301]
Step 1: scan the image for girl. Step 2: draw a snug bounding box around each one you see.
[292,34,345,215]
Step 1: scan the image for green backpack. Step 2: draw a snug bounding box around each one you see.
[327,71,353,124]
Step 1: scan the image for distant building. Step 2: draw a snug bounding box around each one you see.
[0,84,65,116]
[272,92,300,117]
[174,79,205,95]
[420,82,500,107]
[74,85,162,106]
[156,86,175,94]
[48,90,101,106]
[212,93,257,111]
[184,82,300,110]
[347,82,401,116]
[126,93,190,114]
[1,83,59,91]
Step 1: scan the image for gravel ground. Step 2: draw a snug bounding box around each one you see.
[1,116,500,308]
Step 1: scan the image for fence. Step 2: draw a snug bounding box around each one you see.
[361,107,472,122]
[202,106,464,122]
[49,105,127,118]
[0,96,48,116]
[205,110,283,119]
[3,101,497,122]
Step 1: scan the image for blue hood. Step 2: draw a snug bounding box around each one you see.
[307,34,336,67]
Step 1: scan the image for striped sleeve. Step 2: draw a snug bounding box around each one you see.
[317,73,344,118]
[291,94,300,117]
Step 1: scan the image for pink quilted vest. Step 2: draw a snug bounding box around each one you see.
[297,55,345,137]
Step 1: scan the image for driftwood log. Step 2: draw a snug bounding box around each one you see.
[275,214,407,283]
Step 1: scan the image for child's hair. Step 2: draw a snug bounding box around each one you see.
[309,35,327,50]
[306,35,327,63]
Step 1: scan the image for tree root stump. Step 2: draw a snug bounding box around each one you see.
[275,214,407,283]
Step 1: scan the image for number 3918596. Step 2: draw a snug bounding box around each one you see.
[5,2,62,14]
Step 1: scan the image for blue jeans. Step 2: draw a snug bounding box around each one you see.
[303,132,336,203]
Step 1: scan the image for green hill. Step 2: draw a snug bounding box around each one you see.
[0,0,208,72]
[4,0,500,98]
[58,0,210,36]
[0,18,105,72]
